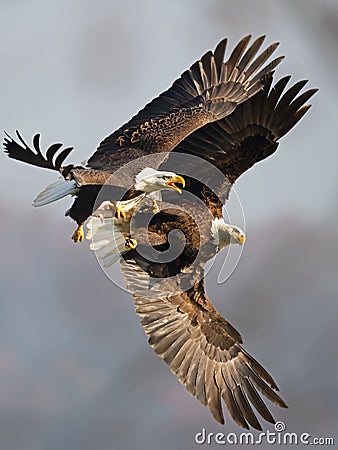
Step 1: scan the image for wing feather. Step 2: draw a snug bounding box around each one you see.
[237,35,265,73]
[87,36,282,172]
[213,38,228,79]
[120,257,287,429]
[242,378,276,424]
[225,34,251,80]
[163,74,317,198]
[175,75,316,162]
[4,131,74,171]
[221,365,250,429]
[206,360,224,424]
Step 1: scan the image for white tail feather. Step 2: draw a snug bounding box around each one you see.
[86,217,127,267]
[33,179,79,207]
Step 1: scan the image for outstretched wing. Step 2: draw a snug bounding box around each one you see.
[87,36,283,173]
[162,74,317,215]
[117,204,287,429]
[120,255,287,430]
[3,131,74,172]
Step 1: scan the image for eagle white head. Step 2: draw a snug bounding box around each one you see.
[211,218,246,250]
[134,167,185,193]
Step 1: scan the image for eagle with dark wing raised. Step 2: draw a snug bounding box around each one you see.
[4,35,282,242]
[4,35,317,429]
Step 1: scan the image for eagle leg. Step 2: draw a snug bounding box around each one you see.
[71,224,84,243]
[125,236,137,250]
[152,199,160,214]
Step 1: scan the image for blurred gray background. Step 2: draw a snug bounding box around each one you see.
[1,1,337,449]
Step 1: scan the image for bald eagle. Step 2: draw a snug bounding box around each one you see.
[4,35,282,242]
[87,201,246,267]
[82,65,316,429]
[4,35,317,429]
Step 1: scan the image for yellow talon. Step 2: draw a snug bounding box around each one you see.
[71,224,84,243]
[125,237,137,250]
[152,199,160,214]
[115,205,126,220]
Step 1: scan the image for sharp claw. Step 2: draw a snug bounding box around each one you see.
[72,224,84,243]
[115,206,126,220]
[125,237,137,250]
[152,199,160,214]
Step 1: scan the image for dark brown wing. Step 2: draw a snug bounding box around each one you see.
[120,204,287,429]
[161,75,317,216]
[87,36,283,173]
[120,254,287,430]
[3,131,74,172]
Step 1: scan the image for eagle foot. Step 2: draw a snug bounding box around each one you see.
[125,236,137,250]
[71,224,84,243]
[115,205,127,220]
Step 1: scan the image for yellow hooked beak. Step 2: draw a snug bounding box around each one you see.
[238,233,246,245]
[165,175,185,194]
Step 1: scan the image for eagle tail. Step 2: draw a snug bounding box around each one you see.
[86,217,127,267]
[32,179,79,207]
[3,131,74,171]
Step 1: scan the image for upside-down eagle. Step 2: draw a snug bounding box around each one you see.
[4,35,317,430]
